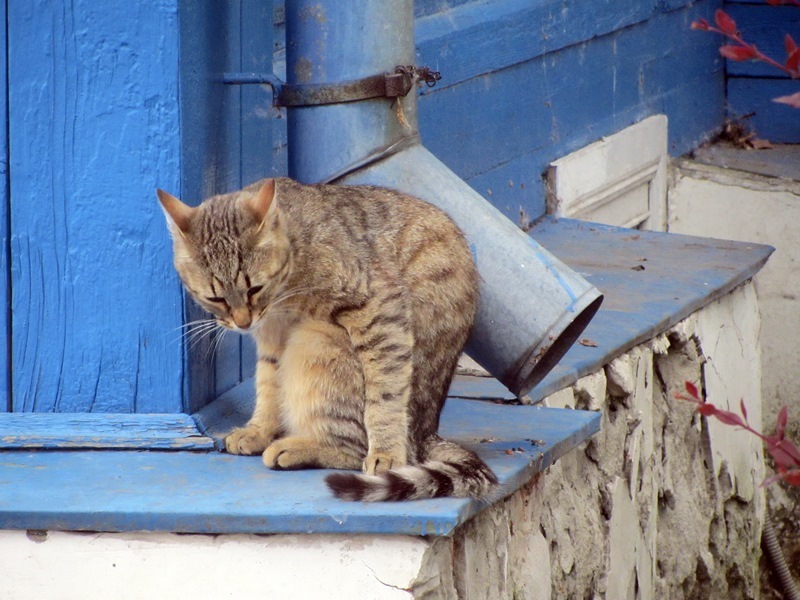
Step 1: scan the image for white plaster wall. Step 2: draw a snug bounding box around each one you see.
[0,531,436,600]
[0,284,765,600]
[669,159,800,431]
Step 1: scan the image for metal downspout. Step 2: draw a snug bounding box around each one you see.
[283,0,603,398]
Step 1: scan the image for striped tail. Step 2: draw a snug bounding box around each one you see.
[325,438,498,502]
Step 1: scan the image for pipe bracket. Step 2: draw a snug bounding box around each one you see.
[276,66,440,107]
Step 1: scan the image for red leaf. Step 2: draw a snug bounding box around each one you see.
[720,45,758,61]
[787,34,798,56]
[776,406,788,439]
[713,409,746,428]
[783,469,800,487]
[787,49,800,73]
[773,91,800,108]
[740,399,748,423]
[715,10,738,36]
[769,446,798,470]
[685,381,700,400]
[691,18,710,31]
[777,439,800,465]
[697,403,717,417]
[767,439,800,470]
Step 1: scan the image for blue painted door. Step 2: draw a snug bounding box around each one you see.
[4,1,278,415]
[7,1,184,413]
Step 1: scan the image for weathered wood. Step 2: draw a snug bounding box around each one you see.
[528,218,773,401]
[728,78,800,143]
[8,1,183,412]
[178,1,275,409]
[0,413,214,450]
[417,2,726,220]
[0,399,600,534]
[0,0,8,411]
[547,115,668,230]
[415,0,698,92]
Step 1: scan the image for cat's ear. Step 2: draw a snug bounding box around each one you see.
[246,179,278,232]
[157,189,195,237]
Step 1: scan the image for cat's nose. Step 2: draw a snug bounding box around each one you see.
[231,308,252,330]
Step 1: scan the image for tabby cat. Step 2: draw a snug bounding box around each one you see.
[157,177,498,501]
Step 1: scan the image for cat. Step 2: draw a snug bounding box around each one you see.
[157,177,498,501]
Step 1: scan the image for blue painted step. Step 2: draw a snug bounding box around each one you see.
[0,399,600,535]
[0,413,215,450]
[523,218,773,401]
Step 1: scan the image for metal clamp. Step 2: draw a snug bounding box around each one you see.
[222,66,441,108]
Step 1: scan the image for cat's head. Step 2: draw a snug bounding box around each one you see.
[157,179,291,332]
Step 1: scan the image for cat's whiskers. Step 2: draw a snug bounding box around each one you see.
[206,327,229,360]
[170,318,218,333]
[186,322,224,353]
[181,322,219,340]
[167,319,219,346]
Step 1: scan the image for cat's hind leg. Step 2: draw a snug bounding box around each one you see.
[266,318,368,470]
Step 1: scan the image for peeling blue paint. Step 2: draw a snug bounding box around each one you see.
[8,0,183,413]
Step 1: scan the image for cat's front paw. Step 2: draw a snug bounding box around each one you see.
[364,450,407,475]
[224,426,274,455]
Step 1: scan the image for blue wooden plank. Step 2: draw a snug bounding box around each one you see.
[415,0,692,93]
[727,77,800,143]
[178,2,277,408]
[525,218,773,401]
[178,3,233,412]
[0,413,214,450]
[8,1,183,413]
[239,0,277,383]
[0,0,9,412]
[0,399,600,534]
[417,2,726,220]
[449,374,516,401]
[213,0,247,399]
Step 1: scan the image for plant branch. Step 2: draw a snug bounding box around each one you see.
[692,11,799,78]
[676,381,800,488]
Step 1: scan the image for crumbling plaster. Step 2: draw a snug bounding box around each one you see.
[419,281,764,599]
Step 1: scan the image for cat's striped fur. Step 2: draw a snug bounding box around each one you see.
[158,177,497,501]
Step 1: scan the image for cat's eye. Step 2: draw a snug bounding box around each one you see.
[205,296,227,305]
[247,285,264,299]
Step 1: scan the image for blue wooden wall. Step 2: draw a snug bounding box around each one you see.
[0,0,9,410]
[413,0,726,221]
[724,0,800,142]
[1,0,727,414]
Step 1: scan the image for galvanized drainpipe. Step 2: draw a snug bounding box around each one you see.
[281,0,603,398]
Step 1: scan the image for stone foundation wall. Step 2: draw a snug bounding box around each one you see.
[418,281,765,599]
